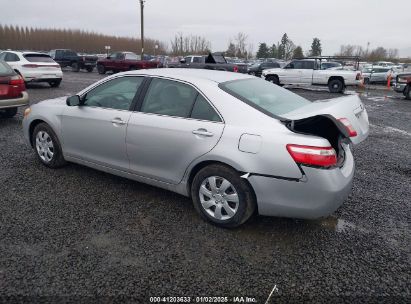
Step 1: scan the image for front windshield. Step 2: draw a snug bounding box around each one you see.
[219,78,311,116]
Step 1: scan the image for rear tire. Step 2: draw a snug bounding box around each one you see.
[266,75,280,85]
[86,66,94,73]
[71,62,80,72]
[363,78,370,85]
[49,79,62,88]
[191,164,256,228]
[97,64,106,74]
[404,84,411,100]
[0,107,18,118]
[328,78,344,93]
[32,123,66,168]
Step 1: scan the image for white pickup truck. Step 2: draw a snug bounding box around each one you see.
[261,59,362,93]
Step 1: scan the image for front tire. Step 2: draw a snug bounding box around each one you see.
[32,123,66,168]
[0,107,18,118]
[266,75,280,85]
[328,78,344,93]
[71,62,80,72]
[97,64,106,74]
[191,164,256,228]
[404,84,411,100]
[49,79,62,87]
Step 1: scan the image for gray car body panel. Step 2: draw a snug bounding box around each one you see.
[23,69,369,219]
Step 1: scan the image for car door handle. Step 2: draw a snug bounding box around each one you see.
[111,118,126,125]
[192,129,213,137]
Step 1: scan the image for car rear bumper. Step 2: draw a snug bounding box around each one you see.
[22,70,63,82]
[394,83,407,93]
[0,91,29,109]
[249,144,355,219]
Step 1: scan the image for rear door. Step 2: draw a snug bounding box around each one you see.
[281,95,369,145]
[300,61,315,84]
[126,77,224,184]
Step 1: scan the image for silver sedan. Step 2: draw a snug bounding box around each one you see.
[22,69,369,227]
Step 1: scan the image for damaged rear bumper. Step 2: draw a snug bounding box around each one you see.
[249,144,355,219]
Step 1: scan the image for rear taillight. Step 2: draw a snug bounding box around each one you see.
[286,144,337,167]
[23,64,38,68]
[338,118,357,137]
[233,66,239,73]
[9,75,25,86]
[356,73,362,80]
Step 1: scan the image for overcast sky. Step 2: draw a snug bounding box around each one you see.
[2,0,411,56]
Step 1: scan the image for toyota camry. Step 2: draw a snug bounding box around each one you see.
[22,69,369,227]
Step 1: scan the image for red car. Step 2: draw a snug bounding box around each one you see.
[97,52,159,74]
[0,61,28,118]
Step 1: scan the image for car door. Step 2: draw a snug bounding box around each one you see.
[281,61,303,84]
[300,61,315,84]
[126,77,224,184]
[61,76,145,171]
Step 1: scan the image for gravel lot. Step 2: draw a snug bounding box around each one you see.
[1,71,410,303]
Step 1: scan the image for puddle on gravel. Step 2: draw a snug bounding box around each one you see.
[309,216,356,233]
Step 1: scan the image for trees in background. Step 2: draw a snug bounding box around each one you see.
[225,32,253,58]
[0,24,167,54]
[336,44,399,62]
[292,46,304,59]
[256,43,270,58]
[309,38,322,56]
[170,33,211,56]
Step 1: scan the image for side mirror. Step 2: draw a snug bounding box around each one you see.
[180,58,186,63]
[66,95,81,106]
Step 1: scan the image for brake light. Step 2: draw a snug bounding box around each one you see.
[23,64,38,68]
[356,72,362,80]
[286,144,337,167]
[233,66,239,73]
[9,75,25,86]
[338,118,357,137]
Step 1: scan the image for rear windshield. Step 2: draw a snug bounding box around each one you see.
[219,78,310,116]
[23,54,55,63]
[0,61,14,75]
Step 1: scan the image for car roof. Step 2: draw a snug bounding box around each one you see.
[122,68,254,84]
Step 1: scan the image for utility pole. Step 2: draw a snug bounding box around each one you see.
[140,0,145,60]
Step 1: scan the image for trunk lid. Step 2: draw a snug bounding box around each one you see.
[281,94,369,145]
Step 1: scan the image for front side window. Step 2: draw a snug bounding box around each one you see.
[82,77,144,110]
[141,78,198,118]
[220,78,310,116]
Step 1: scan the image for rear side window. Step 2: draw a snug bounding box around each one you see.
[191,95,221,122]
[220,78,310,116]
[4,53,19,62]
[141,78,198,118]
[0,61,14,74]
[23,54,55,63]
[302,61,315,69]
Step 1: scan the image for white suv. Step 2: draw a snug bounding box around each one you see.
[0,51,63,87]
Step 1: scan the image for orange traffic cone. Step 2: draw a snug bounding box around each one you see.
[386,74,392,90]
